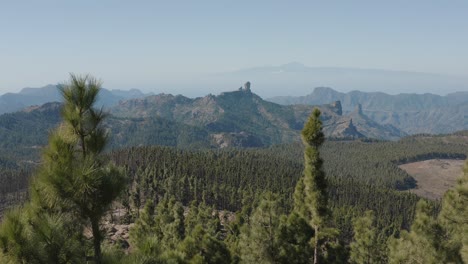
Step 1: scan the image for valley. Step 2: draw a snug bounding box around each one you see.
[0,83,467,263]
[3,2,468,262]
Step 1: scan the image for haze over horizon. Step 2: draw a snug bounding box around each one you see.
[2,1,468,96]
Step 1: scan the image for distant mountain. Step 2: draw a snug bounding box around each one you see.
[213,62,468,97]
[0,84,404,154]
[112,82,305,146]
[112,82,403,143]
[268,87,468,135]
[369,103,468,135]
[268,87,459,112]
[0,85,150,115]
[0,101,212,152]
[320,103,405,140]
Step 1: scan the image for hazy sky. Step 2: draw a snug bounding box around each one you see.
[1,1,468,94]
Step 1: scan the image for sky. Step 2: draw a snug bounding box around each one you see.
[1,0,468,96]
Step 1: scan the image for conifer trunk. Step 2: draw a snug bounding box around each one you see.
[91,219,102,264]
[314,226,318,264]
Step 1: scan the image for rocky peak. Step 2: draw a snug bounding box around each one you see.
[330,101,342,116]
[341,118,365,139]
[354,103,363,115]
[239,81,251,92]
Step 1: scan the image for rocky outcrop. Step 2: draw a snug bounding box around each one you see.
[239,81,251,92]
[319,101,404,140]
[339,119,365,139]
[211,132,263,148]
[330,101,342,115]
[355,104,363,115]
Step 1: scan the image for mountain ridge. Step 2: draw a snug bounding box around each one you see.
[268,87,468,135]
[112,83,404,143]
[0,85,151,115]
[0,84,404,153]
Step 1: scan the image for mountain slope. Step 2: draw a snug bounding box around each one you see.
[268,87,468,135]
[0,102,213,153]
[113,83,403,142]
[268,87,458,112]
[0,84,405,156]
[113,85,304,146]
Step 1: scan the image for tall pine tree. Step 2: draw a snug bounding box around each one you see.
[29,74,125,263]
[293,108,334,264]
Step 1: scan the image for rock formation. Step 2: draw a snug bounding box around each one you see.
[240,81,251,92]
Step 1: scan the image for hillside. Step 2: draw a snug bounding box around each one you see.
[0,102,212,153]
[112,83,403,142]
[0,84,407,151]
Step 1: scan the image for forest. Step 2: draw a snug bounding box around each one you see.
[0,75,467,263]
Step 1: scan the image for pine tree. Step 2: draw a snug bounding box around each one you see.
[387,200,445,264]
[179,224,231,264]
[350,210,379,264]
[185,201,222,238]
[138,197,185,252]
[130,200,156,249]
[438,159,468,262]
[238,192,283,264]
[28,74,126,263]
[293,108,333,264]
[276,212,314,264]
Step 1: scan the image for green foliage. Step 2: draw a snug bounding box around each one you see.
[155,198,185,250]
[179,225,231,264]
[387,158,468,264]
[184,201,221,238]
[438,159,468,262]
[387,200,446,264]
[131,200,156,249]
[294,108,336,263]
[108,142,435,250]
[0,206,84,264]
[238,192,284,264]
[0,74,125,264]
[2,76,468,263]
[276,212,314,263]
[301,108,325,147]
[389,157,468,263]
[32,74,126,263]
[350,211,383,264]
[129,198,230,263]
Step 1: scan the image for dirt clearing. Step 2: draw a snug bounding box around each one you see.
[399,159,465,200]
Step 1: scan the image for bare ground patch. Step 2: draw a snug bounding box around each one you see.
[399,159,465,200]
